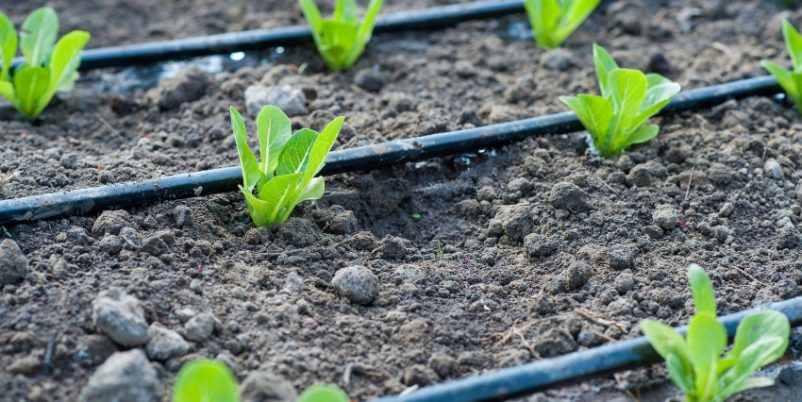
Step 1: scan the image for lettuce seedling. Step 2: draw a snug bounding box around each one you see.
[524,0,600,49]
[762,19,802,114]
[0,7,90,119]
[641,264,790,402]
[299,0,383,70]
[298,384,351,402]
[230,105,344,227]
[172,359,239,402]
[560,44,681,158]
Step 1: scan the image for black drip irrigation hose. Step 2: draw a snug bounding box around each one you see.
[370,297,802,402]
[0,75,781,226]
[11,0,525,71]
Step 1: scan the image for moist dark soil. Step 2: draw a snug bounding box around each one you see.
[2,1,802,401]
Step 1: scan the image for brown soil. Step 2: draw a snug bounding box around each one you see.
[2,1,802,401]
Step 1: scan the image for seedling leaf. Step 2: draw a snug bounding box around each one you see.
[0,12,16,82]
[301,0,384,70]
[20,7,58,67]
[172,359,239,402]
[524,0,600,49]
[298,384,350,402]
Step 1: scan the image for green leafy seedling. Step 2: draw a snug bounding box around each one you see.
[230,105,344,227]
[299,0,383,70]
[762,19,802,114]
[524,0,600,49]
[0,7,90,118]
[298,384,351,402]
[172,359,239,402]
[560,44,681,158]
[641,264,790,402]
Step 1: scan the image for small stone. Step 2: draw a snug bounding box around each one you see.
[332,265,379,305]
[173,206,193,227]
[80,350,158,402]
[403,364,440,386]
[150,68,210,110]
[489,205,534,243]
[99,235,122,255]
[240,371,298,402]
[524,233,558,258]
[563,261,592,291]
[533,328,577,357]
[0,239,28,286]
[146,324,190,361]
[627,164,652,186]
[708,163,733,186]
[777,226,802,250]
[244,84,306,117]
[328,211,359,235]
[379,235,414,260]
[652,205,679,230]
[507,177,533,195]
[719,202,734,218]
[540,49,575,71]
[184,312,218,342]
[476,186,497,202]
[119,227,142,251]
[549,182,590,212]
[614,272,635,294]
[354,68,385,92]
[91,288,149,347]
[765,159,784,179]
[608,246,635,270]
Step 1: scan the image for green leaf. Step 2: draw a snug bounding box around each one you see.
[276,129,319,176]
[688,264,717,315]
[298,384,350,402]
[301,116,344,187]
[0,12,17,82]
[641,319,687,359]
[555,0,601,44]
[604,69,647,152]
[28,30,90,117]
[20,7,59,67]
[728,311,790,361]
[172,359,239,402]
[298,177,325,203]
[666,353,695,395]
[258,172,302,224]
[255,105,292,174]
[240,185,272,227]
[635,81,680,123]
[593,44,619,97]
[717,336,786,401]
[300,0,324,32]
[560,94,612,151]
[14,66,50,118]
[230,107,264,191]
[687,313,727,399]
[0,81,15,105]
[351,0,383,66]
[783,19,802,71]
[762,60,801,108]
[621,124,659,149]
[525,0,561,49]
[335,0,359,23]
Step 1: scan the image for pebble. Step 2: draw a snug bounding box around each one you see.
[608,246,635,270]
[184,312,218,342]
[75,335,117,367]
[150,68,209,110]
[173,206,193,227]
[99,235,122,255]
[378,235,414,260]
[652,205,679,230]
[91,288,149,347]
[719,202,734,218]
[0,239,28,286]
[765,159,784,179]
[777,226,802,250]
[563,261,593,291]
[523,233,558,258]
[146,324,190,361]
[549,182,591,212]
[354,68,385,92]
[80,350,158,402]
[332,265,379,305]
[240,371,298,402]
[488,205,534,243]
[244,84,306,117]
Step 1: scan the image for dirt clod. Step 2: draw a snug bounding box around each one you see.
[239,371,298,402]
[0,239,28,286]
[652,205,679,230]
[80,349,158,402]
[91,288,149,347]
[549,182,590,212]
[150,68,210,110]
[146,323,190,361]
[244,84,306,117]
[183,312,219,342]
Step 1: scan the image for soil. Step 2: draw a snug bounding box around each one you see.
[2,0,802,401]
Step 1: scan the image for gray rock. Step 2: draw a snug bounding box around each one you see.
[608,246,635,270]
[75,335,117,367]
[379,235,414,260]
[91,288,149,347]
[549,182,590,212]
[540,49,575,71]
[244,84,306,117]
[173,206,193,227]
[184,312,218,342]
[777,226,802,250]
[489,205,534,243]
[765,159,784,179]
[563,261,592,291]
[119,227,142,251]
[99,235,122,255]
[614,272,635,294]
[332,265,379,305]
[80,349,158,402]
[524,233,558,258]
[719,202,734,217]
[240,371,298,402]
[0,239,28,286]
[354,68,385,92]
[652,205,679,230]
[92,210,132,235]
[627,164,652,186]
[150,68,210,110]
[145,324,190,361]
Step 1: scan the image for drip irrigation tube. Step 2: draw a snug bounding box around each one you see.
[11,0,525,71]
[371,296,802,402]
[0,75,782,225]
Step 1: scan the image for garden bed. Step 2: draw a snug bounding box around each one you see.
[2,0,802,401]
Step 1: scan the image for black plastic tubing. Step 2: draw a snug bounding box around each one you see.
[10,0,525,71]
[0,75,781,225]
[370,296,802,402]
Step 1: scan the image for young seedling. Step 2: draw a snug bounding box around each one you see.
[299,0,383,70]
[560,44,681,158]
[524,0,600,49]
[641,264,790,402]
[230,105,344,227]
[762,19,802,113]
[0,7,90,119]
[173,359,350,402]
[172,359,239,402]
